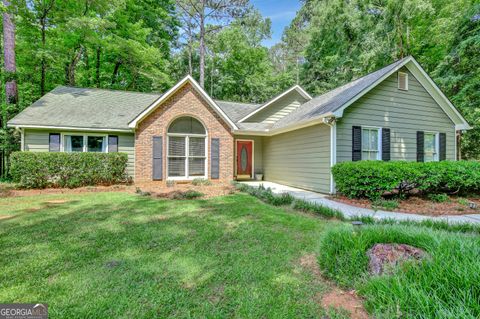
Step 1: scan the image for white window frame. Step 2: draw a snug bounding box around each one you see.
[398,71,409,91]
[361,126,382,160]
[166,132,208,181]
[424,131,439,162]
[60,132,109,153]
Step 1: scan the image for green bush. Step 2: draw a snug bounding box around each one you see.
[332,161,480,199]
[191,178,212,186]
[318,224,480,318]
[10,152,129,189]
[428,193,450,203]
[172,190,204,200]
[371,198,399,211]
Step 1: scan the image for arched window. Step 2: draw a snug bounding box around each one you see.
[167,116,207,179]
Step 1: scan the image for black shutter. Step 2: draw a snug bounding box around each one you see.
[152,136,163,180]
[49,133,60,152]
[439,133,446,161]
[108,135,118,152]
[352,126,362,161]
[417,131,424,162]
[211,138,220,179]
[382,128,391,161]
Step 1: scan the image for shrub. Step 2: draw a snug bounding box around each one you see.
[172,190,204,200]
[318,224,480,318]
[10,152,128,189]
[191,178,212,186]
[371,198,399,211]
[332,161,480,199]
[428,193,450,203]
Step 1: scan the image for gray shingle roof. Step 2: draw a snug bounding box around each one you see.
[271,57,409,130]
[8,58,411,133]
[214,100,261,122]
[8,86,161,130]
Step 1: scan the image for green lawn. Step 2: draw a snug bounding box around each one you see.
[0,192,339,318]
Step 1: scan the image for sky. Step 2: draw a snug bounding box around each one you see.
[250,0,302,47]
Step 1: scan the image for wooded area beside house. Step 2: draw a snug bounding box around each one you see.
[0,0,479,177]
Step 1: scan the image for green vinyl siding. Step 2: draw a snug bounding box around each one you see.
[234,135,263,175]
[263,124,331,193]
[336,69,456,162]
[248,91,309,124]
[23,129,135,176]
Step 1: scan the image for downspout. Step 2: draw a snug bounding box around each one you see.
[322,117,337,194]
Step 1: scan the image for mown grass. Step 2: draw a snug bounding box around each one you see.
[318,224,480,318]
[0,192,342,318]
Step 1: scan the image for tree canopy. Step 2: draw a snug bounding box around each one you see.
[0,0,479,175]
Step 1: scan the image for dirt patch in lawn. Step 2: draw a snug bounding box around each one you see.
[297,254,369,319]
[321,288,369,319]
[331,195,480,216]
[0,215,13,220]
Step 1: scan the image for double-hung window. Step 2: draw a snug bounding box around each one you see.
[63,134,107,152]
[167,117,207,179]
[361,127,381,160]
[424,132,438,162]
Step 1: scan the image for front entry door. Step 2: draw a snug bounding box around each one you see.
[236,140,253,180]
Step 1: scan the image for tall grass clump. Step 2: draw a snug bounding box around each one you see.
[318,224,480,318]
[235,183,344,219]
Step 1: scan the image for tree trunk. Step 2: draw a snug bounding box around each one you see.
[188,40,193,76]
[111,60,122,85]
[198,1,205,87]
[40,16,47,95]
[3,0,17,104]
[95,46,101,87]
[66,46,83,86]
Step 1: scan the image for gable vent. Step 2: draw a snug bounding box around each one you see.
[398,72,408,91]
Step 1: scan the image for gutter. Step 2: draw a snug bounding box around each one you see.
[7,124,134,133]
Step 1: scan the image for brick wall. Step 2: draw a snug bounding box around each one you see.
[135,82,234,184]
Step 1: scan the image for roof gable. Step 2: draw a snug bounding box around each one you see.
[269,56,470,132]
[128,75,237,130]
[238,85,311,123]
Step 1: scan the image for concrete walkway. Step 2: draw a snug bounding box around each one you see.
[241,181,480,225]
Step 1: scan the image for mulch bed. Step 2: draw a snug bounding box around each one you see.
[7,185,133,197]
[330,195,480,216]
[3,183,236,199]
[140,183,236,199]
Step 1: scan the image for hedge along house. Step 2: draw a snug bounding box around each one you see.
[8,56,470,193]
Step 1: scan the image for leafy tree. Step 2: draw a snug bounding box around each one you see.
[434,5,480,159]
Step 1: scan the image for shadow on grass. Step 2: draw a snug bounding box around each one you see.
[0,193,329,318]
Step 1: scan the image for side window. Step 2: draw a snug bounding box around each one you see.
[424,133,438,162]
[361,128,380,160]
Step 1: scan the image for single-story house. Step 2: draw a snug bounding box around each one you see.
[7,56,470,194]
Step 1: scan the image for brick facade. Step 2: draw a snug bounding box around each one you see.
[135,82,234,184]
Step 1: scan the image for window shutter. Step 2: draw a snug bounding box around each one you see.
[108,135,118,152]
[352,126,362,161]
[49,133,60,152]
[439,133,446,161]
[152,136,163,180]
[417,131,424,162]
[211,138,220,179]
[381,128,391,161]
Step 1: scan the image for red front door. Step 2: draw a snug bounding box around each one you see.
[236,140,253,179]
